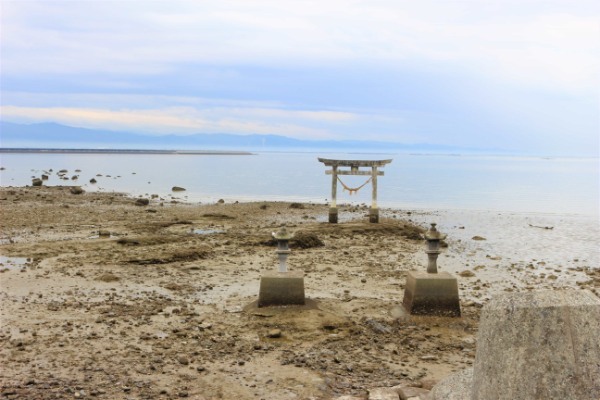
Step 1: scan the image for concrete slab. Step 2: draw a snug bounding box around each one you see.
[258,271,305,307]
[402,271,461,317]
[472,290,600,400]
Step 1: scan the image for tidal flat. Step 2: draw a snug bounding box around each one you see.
[0,186,597,399]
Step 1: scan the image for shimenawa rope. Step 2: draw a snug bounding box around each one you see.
[337,176,372,195]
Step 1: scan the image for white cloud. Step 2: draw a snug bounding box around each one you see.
[0,104,362,140]
[2,1,598,93]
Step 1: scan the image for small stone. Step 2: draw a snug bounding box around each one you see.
[472,236,486,241]
[266,329,282,338]
[394,386,431,400]
[135,198,150,206]
[459,270,475,277]
[32,178,43,186]
[368,387,399,399]
[69,186,84,195]
[172,186,186,192]
[177,356,189,365]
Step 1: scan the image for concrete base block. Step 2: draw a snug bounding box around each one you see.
[402,271,461,317]
[258,271,305,307]
[472,290,600,400]
[329,207,338,223]
[430,290,600,400]
[369,208,379,223]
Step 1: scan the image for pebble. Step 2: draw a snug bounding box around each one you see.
[177,355,189,365]
[266,329,282,338]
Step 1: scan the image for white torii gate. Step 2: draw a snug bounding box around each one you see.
[318,158,392,223]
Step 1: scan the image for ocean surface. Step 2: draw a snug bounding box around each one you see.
[1,151,599,272]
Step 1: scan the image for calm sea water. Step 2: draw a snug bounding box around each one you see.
[0,151,597,215]
[1,151,598,270]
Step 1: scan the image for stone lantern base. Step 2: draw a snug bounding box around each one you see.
[402,271,461,317]
[258,271,305,307]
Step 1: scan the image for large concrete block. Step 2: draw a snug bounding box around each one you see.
[431,290,600,400]
[258,271,305,307]
[472,290,600,400]
[402,271,461,317]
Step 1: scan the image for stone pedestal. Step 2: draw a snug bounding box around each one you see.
[402,271,461,317]
[472,290,600,400]
[430,290,600,400]
[328,207,338,223]
[258,271,305,307]
[369,208,379,223]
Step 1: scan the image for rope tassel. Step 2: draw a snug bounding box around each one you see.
[337,176,372,195]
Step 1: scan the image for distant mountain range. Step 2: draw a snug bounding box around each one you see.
[0,121,496,153]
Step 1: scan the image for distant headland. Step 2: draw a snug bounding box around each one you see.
[0,148,254,155]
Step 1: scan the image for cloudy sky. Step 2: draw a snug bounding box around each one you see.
[1,1,598,155]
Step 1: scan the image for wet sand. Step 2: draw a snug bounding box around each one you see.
[0,186,597,399]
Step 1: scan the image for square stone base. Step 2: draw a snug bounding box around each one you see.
[369,208,379,223]
[328,207,338,223]
[402,271,461,317]
[258,271,305,307]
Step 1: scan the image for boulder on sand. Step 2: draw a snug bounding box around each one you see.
[70,186,84,195]
[32,178,43,186]
[172,186,186,192]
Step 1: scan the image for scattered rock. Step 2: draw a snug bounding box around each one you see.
[459,270,475,277]
[365,319,392,334]
[472,236,486,241]
[368,387,399,399]
[172,186,186,191]
[69,186,84,195]
[289,202,305,209]
[32,178,43,186]
[96,273,120,282]
[266,329,282,338]
[292,232,324,249]
[116,238,140,246]
[177,355,189,365]
[394,385,431,400]
[89,178,97,184]
[135,198,150,206]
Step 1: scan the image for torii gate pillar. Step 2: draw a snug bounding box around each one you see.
[318,158,392,223]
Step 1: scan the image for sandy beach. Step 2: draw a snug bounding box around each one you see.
[1,186,598,400]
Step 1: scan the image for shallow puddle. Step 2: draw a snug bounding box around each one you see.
[192,229,225,235]
[0,256,32,270]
